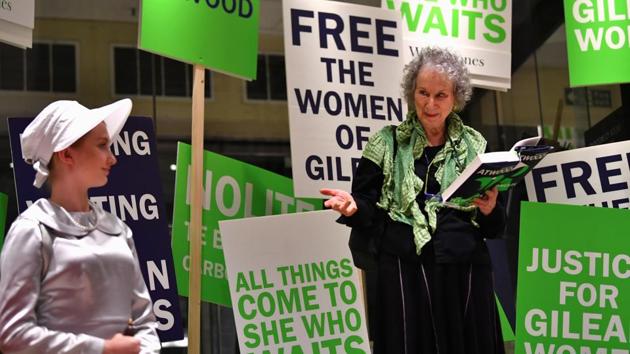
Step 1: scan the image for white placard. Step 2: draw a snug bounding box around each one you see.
[220,210,371,354]
[0,0,34,48]
[384,0,512,91]
[524,140,630,208]
[284,0,407,198]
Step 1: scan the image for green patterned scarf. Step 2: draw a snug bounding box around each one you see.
[362,111,487,254]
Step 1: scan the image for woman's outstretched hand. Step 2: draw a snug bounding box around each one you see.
[472,186,498,216]
[320,188,358,217]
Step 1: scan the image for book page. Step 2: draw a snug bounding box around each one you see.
[509,135,541,152]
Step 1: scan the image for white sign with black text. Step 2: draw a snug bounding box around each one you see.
[284,0,406,198]
[524,140,630,208]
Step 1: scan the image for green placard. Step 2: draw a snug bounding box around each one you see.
[139,0,259,80]
[0,192,7,249]
[564,0,630,86]
[497,295,515,342]
[516,202,630,353]
[171,142,322,306]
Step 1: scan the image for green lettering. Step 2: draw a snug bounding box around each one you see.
[260,320,279,346]
[276,288,302,315]
[324,282,340,306]
[461,10,482,40]
[490,0,507,11]
[483,14,506,43]
[400,2,424,32]
[423,6,448,35]
[262,350,282,354]
[450,0,470,6]
[326,260,340,278]
[302,285,319,311]
[277,265,290,286]
[473,0,488,10]
[301,313,326,338]
[238,294,257,320]
[344,335,367,354]
[452,9,460,38]
[326,310,345,335]
[312,261,326,281]
[243,323,260,348]
[280,317,297,343]
[257,291,277,317]
[320,338,343,353]
[340,280,357,305]
[291,345,306,354]
[345,308,362,331]
[311,341,321,354]
[236,272,250,292]
[340,258,353,278]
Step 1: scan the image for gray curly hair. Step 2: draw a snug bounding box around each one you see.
[401,47,472,112]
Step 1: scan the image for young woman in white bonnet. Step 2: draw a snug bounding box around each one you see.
[0,99,160,354]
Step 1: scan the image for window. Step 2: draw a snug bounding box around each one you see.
[113,47,212,98]
[246,54,286,101]
[0,42,77,92]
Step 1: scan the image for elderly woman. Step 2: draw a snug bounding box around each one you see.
[321,47,505,353]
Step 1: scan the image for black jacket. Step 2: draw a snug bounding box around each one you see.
[341,149,505,264]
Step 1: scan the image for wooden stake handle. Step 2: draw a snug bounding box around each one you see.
[188,64,205,354]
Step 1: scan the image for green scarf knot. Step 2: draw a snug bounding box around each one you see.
[362,111,487,254]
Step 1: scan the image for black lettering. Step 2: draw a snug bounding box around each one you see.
[561,161,596,198]
[356,125,371,150]
[239,0,252,18]
[358,61,374,87]
[596,154,627,193]
[531,165,558,202]
[336,157,351,181]
[612,198,630,208]
[205,0,219,9]
[349,16,373,54]
[336,125,354,150]
[375,19,398,57]
[320,57,336,83]
[370,95,385,120]
[337,59,356,85]
[318,12,345,50]
[387,97,403,122]
[291,9,314,46]
[323,91,342,115]
[344,93,368,118]
[326,156,334,180]
[306,155,324,180]
[294,88,322,114]
[222,0,236,13]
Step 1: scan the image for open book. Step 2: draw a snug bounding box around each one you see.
[439,136,553,207]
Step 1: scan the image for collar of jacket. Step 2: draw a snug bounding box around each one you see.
[21,198,123,237]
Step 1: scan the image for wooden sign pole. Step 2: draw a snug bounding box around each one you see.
[188,64,205,354]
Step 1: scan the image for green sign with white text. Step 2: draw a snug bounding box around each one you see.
[171,142,321,306]
[564,0,630,86]
[139,0,259,79]
[516,202,630,353]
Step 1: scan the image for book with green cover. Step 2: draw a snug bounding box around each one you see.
[440,136,553,207]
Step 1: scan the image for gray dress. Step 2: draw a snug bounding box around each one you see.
[0,198,160,354]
